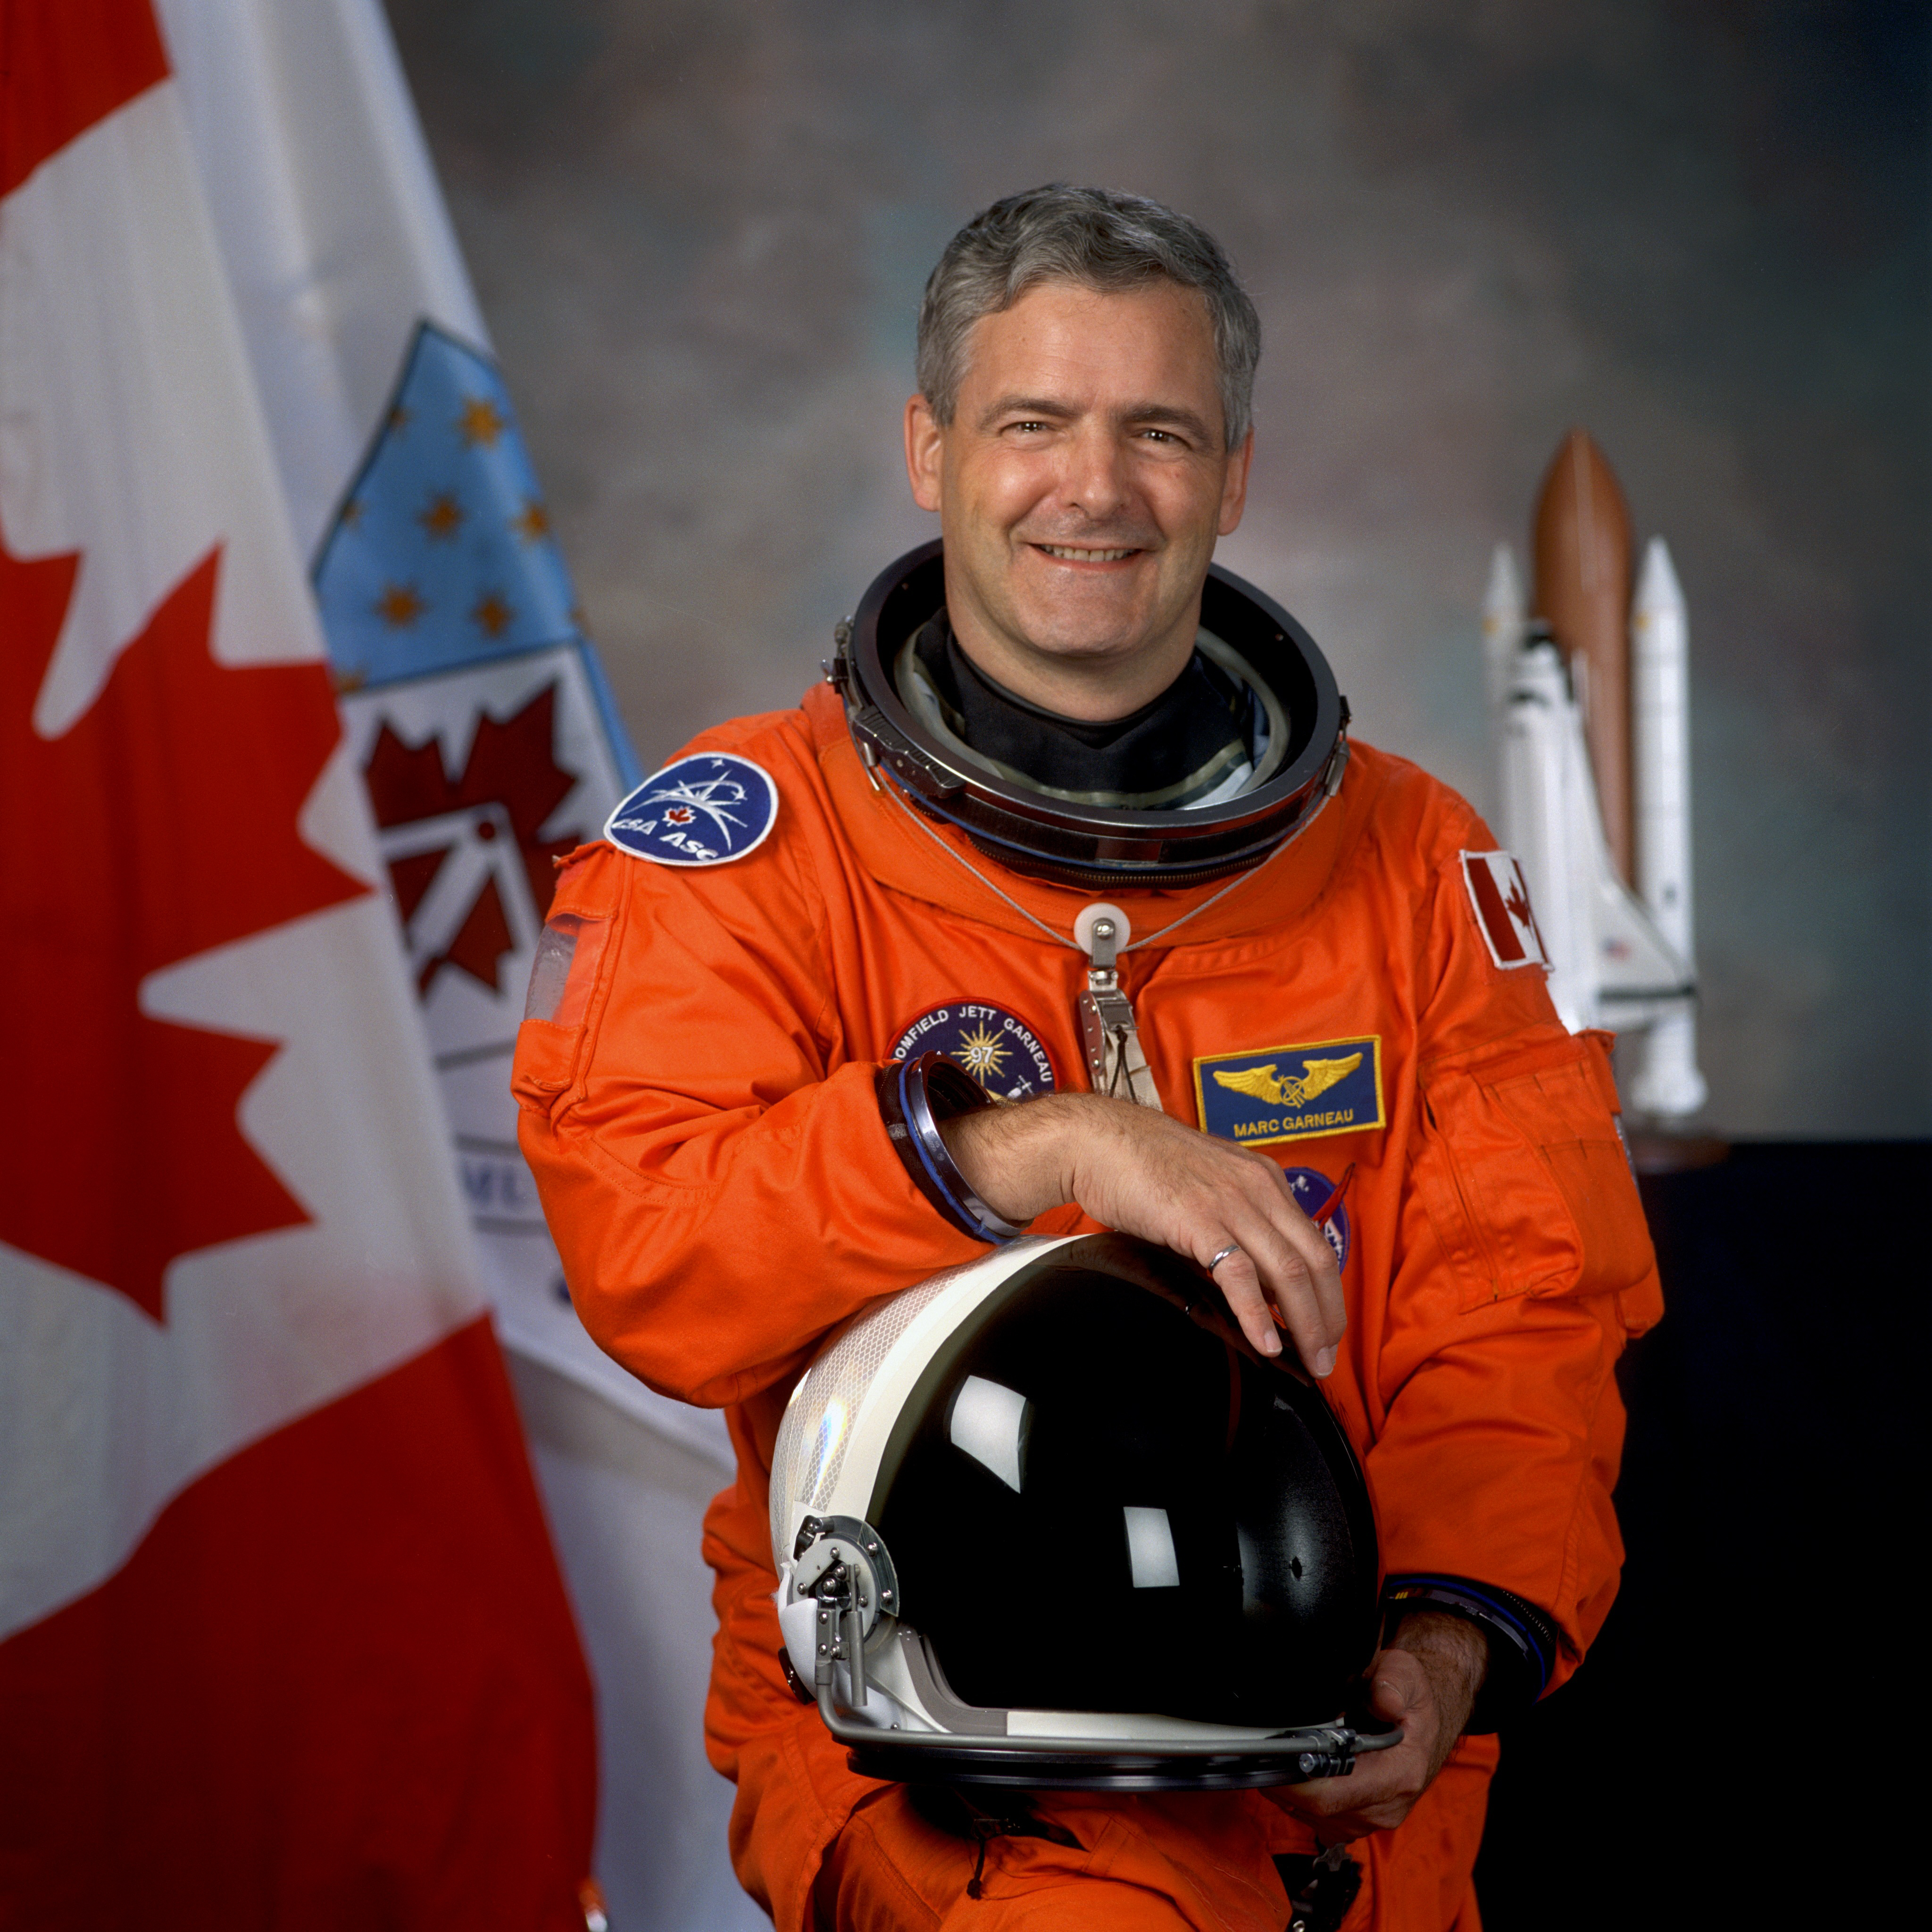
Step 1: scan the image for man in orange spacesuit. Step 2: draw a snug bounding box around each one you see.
[514,186,1660,1931]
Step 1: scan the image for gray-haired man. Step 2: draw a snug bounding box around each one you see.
[517,184,1656,1932]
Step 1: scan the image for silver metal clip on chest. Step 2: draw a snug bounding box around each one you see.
[1074,904,1164,1112]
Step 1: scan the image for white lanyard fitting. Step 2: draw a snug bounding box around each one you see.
[1074,905,1164,1111]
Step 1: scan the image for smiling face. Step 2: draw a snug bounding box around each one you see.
[904,277,1252,722]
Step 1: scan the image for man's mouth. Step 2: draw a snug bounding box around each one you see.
[1033,543,1141,563]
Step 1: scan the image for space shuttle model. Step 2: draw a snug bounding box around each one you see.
[1486,430,1707,1118]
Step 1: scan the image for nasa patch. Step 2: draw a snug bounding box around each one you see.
[605,752,778,867]
[1283,1167,1351,1271]
[1460,850,1549,971]
[1193,1034,1385,1148]
[890,1000,1058,1101]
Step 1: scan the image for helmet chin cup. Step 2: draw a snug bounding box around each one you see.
[769,1233,1402,1790]
[828,541,1350,890]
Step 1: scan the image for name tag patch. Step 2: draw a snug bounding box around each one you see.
[605,752,777,867]
[890,1000,1057,1101]
[1193,1035,1385,1148]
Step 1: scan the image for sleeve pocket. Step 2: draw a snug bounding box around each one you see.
[513,909,613,1107]
[1414,1033,1655,1312]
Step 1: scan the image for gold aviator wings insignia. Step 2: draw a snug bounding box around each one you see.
[1289,1052,1363,1106]
[1211,1063,1285,1104]
[1212,1051,1364,1111]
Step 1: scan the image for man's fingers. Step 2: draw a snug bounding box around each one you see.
[1204,1216,1337,1378]
[1371,1667,1410,1723]
[1256,1167,1349,1357]
[1283,1647,1440,1834]
[1278,1734,1427,1836]
[1246,1222,1338,1377]
[1203,1244,1284,1359]
[1211,1183,1343,1379]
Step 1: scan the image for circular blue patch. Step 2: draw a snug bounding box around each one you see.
[1283,1167,1350,1271]
[891,1000,1058,1101]
[604,752,778,867]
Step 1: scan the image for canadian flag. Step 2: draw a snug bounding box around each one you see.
[0,1,595,1921]
[1460,848,1551,973]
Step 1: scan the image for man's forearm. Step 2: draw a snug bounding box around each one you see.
[940,1090,1093,1224]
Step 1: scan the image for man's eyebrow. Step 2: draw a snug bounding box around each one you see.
[974,394,1075,430]
[1118,401,1216,444]
[974,394,1218,445]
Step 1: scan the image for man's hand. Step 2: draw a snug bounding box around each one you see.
[942,1091,1347,1378]
[1274,1613,1489,1841]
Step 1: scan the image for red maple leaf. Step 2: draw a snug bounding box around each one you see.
[0,526,367,1321]
[361,685,582,995]
[1501,869,1549,958]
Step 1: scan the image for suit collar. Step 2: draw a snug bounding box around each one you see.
[805,683,1371,952]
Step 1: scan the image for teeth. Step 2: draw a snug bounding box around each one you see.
[1040,545,1135,562]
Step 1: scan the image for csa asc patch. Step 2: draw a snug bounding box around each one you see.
[891,1000,1057,1101]
[1283,1168,1351,1271]
[605,752,778,867]
[1460,849,1549,971]
[1193,1035,1385,1148]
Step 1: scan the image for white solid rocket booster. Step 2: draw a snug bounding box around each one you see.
[1624,539,1707,1115]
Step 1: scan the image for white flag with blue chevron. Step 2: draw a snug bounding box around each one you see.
[152,0,736,1459]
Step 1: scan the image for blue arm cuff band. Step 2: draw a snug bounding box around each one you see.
[875,1052,1024,1246]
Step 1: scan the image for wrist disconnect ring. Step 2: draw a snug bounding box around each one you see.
[1208,1244,1241,1273]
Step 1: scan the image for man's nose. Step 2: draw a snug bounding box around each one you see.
[1056,421,1133,522]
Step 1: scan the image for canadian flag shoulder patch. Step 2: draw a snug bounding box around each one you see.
[1459,850,1549,971]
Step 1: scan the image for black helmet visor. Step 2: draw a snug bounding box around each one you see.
[868,1235,1382,1730]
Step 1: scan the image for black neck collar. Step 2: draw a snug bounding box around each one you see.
[906,614,1254,809]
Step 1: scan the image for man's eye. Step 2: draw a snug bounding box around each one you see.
[1139,428,1179,444]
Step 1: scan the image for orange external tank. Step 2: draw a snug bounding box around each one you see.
[1531,428,1635,881]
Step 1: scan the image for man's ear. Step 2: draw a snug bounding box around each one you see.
[1217,429,1255,537]
[905,395,945,513]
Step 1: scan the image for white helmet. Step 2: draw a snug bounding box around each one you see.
[771,1233,1399,1790]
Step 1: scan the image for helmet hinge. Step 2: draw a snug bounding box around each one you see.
[793,1514,899,1711]
[1321,708,1352,798]
[823,618,857,696]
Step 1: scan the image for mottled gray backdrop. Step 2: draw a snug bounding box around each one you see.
[384,0,1929,1136]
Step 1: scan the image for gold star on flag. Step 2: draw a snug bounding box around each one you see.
[512,497,550,544]
[417,490,465,541]
[470,590,514,638]
[375,583,426,628]
[387,404,412,435]
[340,497,364,528]
[456,395,506,447]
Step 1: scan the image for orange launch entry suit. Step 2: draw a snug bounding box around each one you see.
[514,681,1661,1931]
